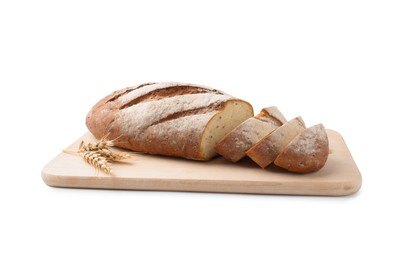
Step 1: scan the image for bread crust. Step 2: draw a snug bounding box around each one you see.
[86,82,253,160]
[274,124,329,173]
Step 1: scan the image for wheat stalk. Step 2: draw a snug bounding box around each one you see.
[64,137,131,174]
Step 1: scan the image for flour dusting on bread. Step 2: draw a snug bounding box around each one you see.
[86,82,253,160]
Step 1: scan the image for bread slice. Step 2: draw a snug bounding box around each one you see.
[246,117,306,168]
[274,124,329,173]
[86,82,253,161]
[215,106,286,162]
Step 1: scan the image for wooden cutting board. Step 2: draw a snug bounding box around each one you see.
[42,130,361,196]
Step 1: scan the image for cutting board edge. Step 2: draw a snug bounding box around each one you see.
[41,165,362,196]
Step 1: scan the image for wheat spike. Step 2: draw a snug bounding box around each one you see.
[102,151,131,161]
[81,151,112,174]
[80,138,114,152]
[64,137,131,174]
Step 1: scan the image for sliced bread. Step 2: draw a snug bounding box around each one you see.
[246,116,306,168]
[274,124,329,173]
[215,106,286,162]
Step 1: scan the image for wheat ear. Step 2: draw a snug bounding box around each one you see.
[64,137,131,174]
[81,151,112,174]
[81,139,114,152]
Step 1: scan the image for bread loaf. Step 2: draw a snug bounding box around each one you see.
[245,117,306,168]
[274,124,329,173]
[214,106,286,162]
[86,82,253,160]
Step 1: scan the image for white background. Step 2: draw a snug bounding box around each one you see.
[1,0,403,259]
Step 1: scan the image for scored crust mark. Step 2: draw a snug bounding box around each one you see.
[119,86,223,110]
[107,82,157,103]
[150,102,225,127]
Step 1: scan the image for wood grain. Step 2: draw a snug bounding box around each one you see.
[42,130,361,196]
